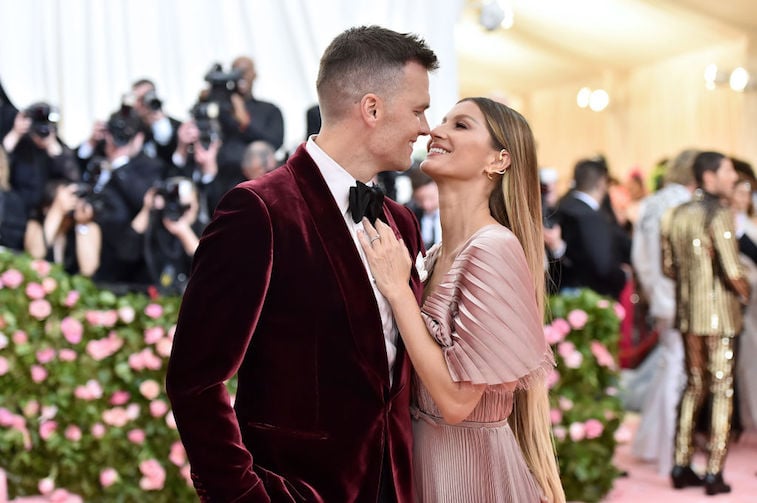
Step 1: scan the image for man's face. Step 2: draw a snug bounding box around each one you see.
[414,182,439,214]
[232,58,256,96]
[132,83,154,119]
[371,61,431,173]
[714,158,738,198]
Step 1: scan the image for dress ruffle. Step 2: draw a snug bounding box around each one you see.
[421,225,555,387]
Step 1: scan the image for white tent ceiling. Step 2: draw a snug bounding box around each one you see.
[457,0,757,97]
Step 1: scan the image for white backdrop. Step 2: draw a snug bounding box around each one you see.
[0,0,462,154]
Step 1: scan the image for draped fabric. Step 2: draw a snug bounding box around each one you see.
[0,0,461,153]
[412,224,553,502]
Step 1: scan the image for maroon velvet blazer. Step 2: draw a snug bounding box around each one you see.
[166,145,424,502]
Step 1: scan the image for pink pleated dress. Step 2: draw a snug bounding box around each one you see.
[412,224,554,503]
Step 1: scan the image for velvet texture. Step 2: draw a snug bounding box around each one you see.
[166,145,424,502]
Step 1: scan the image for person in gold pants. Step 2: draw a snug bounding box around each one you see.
[661,151,749,496]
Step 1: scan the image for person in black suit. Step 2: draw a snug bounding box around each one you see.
[0,78,17,142]
[130,78,181,169]
[555,157,630,299]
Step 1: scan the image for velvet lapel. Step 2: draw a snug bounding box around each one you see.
[288,146,391,393]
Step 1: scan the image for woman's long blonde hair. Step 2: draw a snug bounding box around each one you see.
[462,97,565,502]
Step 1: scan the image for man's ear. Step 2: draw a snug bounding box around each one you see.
[360,94,380,124]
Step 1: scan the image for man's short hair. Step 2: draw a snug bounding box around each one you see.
[316,25,438,121]
[572,157,608,192]
[693,151,726,187]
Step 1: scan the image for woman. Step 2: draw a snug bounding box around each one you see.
[731,173,757,433]
[359,97,564,502]
[24,180,101,277]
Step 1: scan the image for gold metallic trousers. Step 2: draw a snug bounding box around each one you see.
[673,334,735,474]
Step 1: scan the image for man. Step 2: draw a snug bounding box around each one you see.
[630,149,698,476]
[555,157,630,299]
[662,151,748,495]
[406,168,440,250]
[241,140,278,181]
[215,55,285,183]
[166,26,438,502]
[130,78,181,167]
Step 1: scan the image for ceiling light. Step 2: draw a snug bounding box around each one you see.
[576,87,591,108]
[589,89,609,112]
[730,67,750,92]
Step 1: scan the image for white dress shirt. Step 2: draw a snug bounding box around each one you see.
[305,137,399,383]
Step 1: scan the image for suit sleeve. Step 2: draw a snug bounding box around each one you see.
[711,208,746,285]
[166,185,274,502]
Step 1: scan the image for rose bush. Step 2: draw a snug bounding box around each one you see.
[0,249,195,501]
[546,288,630,503]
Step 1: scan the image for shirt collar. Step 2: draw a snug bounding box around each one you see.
[305,136,357,217]
[573,190,600,211]
[111,155,130,170]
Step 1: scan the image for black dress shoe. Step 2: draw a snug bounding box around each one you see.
[704,472,731,495]
[671,465,705,489]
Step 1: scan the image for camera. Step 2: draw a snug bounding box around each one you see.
[25,102,60,138]
[154,177,193,221]
[204,63,243,102]
[141,89,163,112]
[190,101,221,149]
[107,103,142,147]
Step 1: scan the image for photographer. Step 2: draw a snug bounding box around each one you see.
[200,57,284,182]
[92,106,163,290]
[24,180,101,277]
[126,177,202,295]
[131,78,181,167]
[3,102,79,215]
[0,78,17,142]
[0,147,26,251]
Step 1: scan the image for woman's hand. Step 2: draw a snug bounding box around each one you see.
[358,218,413,302]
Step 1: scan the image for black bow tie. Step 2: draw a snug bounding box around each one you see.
[348,181,385,224]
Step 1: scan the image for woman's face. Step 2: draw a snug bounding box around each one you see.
[731,179,752,213]
[420,100,498,181]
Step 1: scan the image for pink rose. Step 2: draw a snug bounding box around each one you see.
[49,488,75,503]
[150,399,169,418]
[604,410,617,421]
[569,421,586,441]
[100,468,118,488]
[550,408,563,425]
[25,282,46,300]
[156,337,173,357]
[30,259,51,276]
[64,290,80,307]
[38,477,55,495]
[102,407,130,427]
[61,317,84,344]
[557,341,576,359]
[110,391,131,406]
[169,441,186,466]
[558,396,574,411]
[58,349,77,362]
[563,351,583,369]
[126,403,140,420]
[1,269,24,288]
[605,386,618,396]
[29,299,52,320]
[596,299,610,309]
[129,349,162,371]
[85,310,118,327]
[39,420,58,440]
[0,408,14,426]
[543,325,563,345]
[551,318,571,337]
[31,365,48,383]
[128,428,146,444]
[0,356,8,376]
[75,380,103,400]
[590,341,617,369]
[143,326,164,344]
[65,424,82,441]
[139,379,161,400]
[613,302,626,321]
[23,400,39,417]
[91,423,106,438]
[139,459,167,491]
[584,418,604,439]
[12,330,28,345]
[144,303,164,319]
[553,425,567,441]
[86,333,123,361]
[0,332,7,349]
[118,306,135,324]
[546,368,560,389]
[41,276,57,294]
[36,347,56,364]
[567,309,588,329]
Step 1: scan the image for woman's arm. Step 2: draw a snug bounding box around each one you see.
[359,219,485,424]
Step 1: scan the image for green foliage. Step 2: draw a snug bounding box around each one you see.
[0,250,195,501]
[545,289,627,502]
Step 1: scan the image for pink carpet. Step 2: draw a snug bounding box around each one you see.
[605,413,757,502]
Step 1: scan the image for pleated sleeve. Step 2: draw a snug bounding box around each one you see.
[421,227,554,387]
